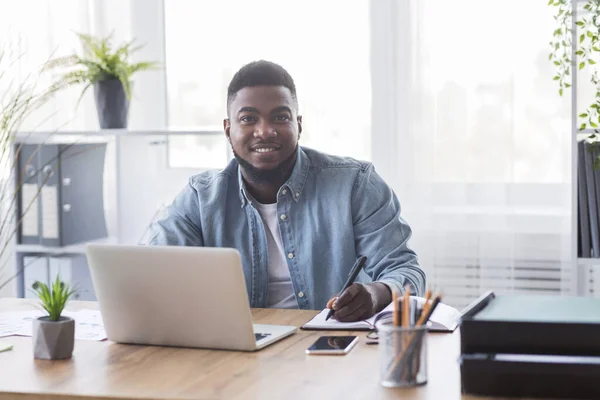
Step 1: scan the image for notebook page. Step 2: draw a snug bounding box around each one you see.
[301,296,460,332]
[301,309,373,330]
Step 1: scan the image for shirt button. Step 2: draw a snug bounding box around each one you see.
[287,253,294,259]
[282,189,287,195]
[280,214,287,221]
[295,192,300,198]
[298,291,305,298]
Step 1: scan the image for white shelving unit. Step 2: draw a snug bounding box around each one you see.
[11,129,219,299]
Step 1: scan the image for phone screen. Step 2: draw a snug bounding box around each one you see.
[306,336,358,354]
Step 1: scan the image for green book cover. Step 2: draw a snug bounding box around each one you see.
[474,295,600,324]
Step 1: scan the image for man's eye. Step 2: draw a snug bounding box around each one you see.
[240,115,256,123]
[274,115,290,122]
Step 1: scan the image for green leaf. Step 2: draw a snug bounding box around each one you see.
[594,46,600,52]
[581,61,586,70]
[577,21,585,27]
[577,50,585,55]
[554,76,560,80]
[566,83,572,88]
[590,121,598,128]
[581,123,588,130]
[590,59,597,65]
[588,31,594,38]
[560,88,564,96]
[581,34,586,43]
[581,113,589,118]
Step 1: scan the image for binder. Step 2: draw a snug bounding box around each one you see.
[16,144,42,245]
[583,141,600,257]
[39,145,60,247]
[578,141,591,257]
[15,142,109,247]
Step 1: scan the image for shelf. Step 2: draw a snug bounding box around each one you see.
[15,237,119,255]
[577,257,600,265]
[15,129,222,138]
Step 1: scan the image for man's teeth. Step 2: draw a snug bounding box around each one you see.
[255,148,276,153]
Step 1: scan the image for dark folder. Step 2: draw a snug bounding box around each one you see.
[460,291,600,399]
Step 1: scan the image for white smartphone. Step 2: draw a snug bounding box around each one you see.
[305,335,359,355]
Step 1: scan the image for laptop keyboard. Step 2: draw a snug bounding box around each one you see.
[255,333,271,342]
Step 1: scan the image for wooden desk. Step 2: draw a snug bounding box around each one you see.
[0,298,512,400]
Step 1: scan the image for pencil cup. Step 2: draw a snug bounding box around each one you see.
[377,321,428,388]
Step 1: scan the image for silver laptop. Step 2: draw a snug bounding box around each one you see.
[85,244,297,351]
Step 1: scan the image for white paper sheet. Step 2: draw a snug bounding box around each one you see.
[0,309,106,341]
[41,185,59,239]
[21,183,39,236]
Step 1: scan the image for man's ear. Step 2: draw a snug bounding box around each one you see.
[297,115,303,140]
[224,118,231,143]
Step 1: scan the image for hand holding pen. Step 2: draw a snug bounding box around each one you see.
[324,256,391,322]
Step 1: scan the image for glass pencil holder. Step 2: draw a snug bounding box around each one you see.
[376,320,428,388]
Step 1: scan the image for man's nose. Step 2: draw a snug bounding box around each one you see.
[254,120,277,139]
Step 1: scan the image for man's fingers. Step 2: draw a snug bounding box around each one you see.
[333,284,362,310]
[326,297,336,309]
[336,304,370,322]
[333,295,365,320]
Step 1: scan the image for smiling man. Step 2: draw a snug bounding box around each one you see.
[149,60,425,322]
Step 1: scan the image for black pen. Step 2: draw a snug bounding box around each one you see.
[325,255,368,321]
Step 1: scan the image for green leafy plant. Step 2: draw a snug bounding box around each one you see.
[31,276,77,321]
[549,0,600,166]
[43,32,158,104]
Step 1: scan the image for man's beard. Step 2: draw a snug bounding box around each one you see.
[233,146,298,184]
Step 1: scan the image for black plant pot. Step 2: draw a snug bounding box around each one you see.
[94,79,130,129]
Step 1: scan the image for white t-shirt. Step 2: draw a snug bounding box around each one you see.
[252,199,298,309]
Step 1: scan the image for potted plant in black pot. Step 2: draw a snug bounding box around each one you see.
[31,276,78,360]
[43,32,158,129]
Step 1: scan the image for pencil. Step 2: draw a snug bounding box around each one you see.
[402,287,410,327]
[392,290,399,327]
[421,289,432,318]
[402,286,410,352]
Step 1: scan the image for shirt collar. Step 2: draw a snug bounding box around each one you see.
[236,147,310,208]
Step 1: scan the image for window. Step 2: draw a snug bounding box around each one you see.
[163,0,371,169]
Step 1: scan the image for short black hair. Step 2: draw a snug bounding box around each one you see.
[227,60,297,113]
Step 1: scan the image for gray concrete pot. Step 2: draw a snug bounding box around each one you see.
[94,79,130,129]
[32,316,74,360]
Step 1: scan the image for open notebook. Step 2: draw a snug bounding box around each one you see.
[301,296,461,332]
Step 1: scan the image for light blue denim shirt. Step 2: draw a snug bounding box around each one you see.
[148,147,425,310]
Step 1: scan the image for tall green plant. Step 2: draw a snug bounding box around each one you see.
[43,32,158,105]
[550,0,600,166]
[0,48,64,294]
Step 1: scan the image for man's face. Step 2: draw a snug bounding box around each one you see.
[224,85,302,181]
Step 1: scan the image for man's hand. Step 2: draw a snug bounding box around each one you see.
[327,282,392,322]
